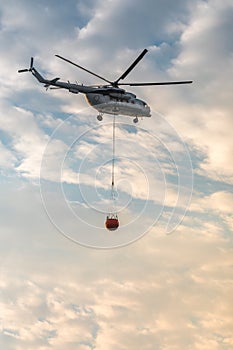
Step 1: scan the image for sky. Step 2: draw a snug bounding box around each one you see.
[0,0,233,349]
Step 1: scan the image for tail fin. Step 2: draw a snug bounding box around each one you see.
[31,67,46,83]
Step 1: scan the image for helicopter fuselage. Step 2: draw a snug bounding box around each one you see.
[85,91,151,118]
[26,66,150,119]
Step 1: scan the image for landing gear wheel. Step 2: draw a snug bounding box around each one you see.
[97,114,103,121]
[133,117,138,124]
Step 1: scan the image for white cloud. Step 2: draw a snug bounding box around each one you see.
[0,104,48,178]
[191,191,233,214]
[189,191,233,233]
[160,0,233,181]
[1,221,232,350]
[0,1,233,349]
[0,140,17,169]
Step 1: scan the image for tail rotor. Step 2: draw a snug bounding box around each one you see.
[18,57,34,73]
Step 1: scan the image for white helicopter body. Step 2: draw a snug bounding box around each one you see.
[86,91,151,119]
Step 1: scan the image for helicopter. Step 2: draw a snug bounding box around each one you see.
[18,49,192,123]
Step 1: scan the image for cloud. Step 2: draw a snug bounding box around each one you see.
[0,1,233,349]
[0,140,17,169]
[78,0,193,50]
[191,191,233,214]
[0,180,232,350]
[189,191,233,234]
[1,217,232,350]
[2,0,231,185]
[0,104,49,179]
[159,0,233,181]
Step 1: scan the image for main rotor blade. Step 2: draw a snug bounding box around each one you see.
[55,54,112,84]
[114,49,148,84]
[118,80,193,86]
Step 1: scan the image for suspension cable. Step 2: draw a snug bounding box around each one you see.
[111,114,116,200]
